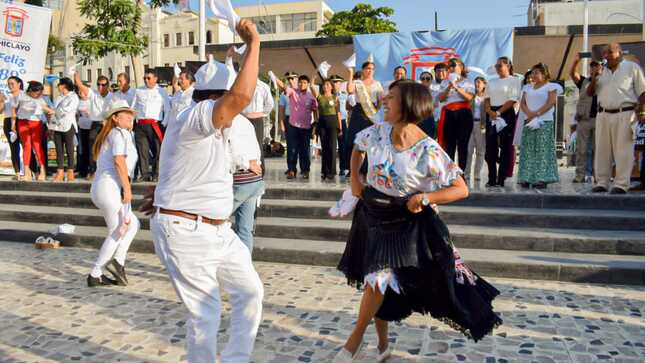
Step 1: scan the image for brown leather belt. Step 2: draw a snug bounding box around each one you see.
[159,208,227,226]
[599,105,636,114]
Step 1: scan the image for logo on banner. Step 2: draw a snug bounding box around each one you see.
[3,7,28,38]
[403,47,460,77]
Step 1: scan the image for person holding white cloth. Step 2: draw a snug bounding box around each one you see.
[49,77,80,182]
[148,19,263,363]
[88,99,140,287]
[587,43,645,194]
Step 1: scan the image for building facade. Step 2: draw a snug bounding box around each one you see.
[529,0,644,27]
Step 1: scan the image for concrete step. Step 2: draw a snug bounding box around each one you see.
[1,224,644,285]
[2,180,645,210]
[2,204,643,255]
[3,195,644,232]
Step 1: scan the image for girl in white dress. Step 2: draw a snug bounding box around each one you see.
[88,100,140,287]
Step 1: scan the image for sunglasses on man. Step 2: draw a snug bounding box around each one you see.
[97,83,108,87]
[420,77,432,81]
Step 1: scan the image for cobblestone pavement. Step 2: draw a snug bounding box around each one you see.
[1,242,644,363]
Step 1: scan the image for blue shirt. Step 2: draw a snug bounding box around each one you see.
[336,91,348,120]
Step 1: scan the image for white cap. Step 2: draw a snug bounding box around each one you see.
[194,55,236,91]
[103,99,134,120]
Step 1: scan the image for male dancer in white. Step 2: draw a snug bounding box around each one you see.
[150,20,263,363]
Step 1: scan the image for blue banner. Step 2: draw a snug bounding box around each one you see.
[353,28,514,82]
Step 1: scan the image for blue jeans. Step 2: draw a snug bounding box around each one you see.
[232,180,265,252]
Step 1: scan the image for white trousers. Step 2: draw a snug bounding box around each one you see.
[151,212,264,363]
[465,121,486,179]
[90,176,140,278]
[594,111,636,191]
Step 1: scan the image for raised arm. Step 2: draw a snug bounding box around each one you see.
[74,69,90,99]
[569,53,582,85]
[211,20,260,130]
[346,68,356,94]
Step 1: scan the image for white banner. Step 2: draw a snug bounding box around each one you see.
[0,2,51,92]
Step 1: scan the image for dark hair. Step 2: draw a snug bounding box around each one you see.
[434,63,447,71]
[298,75,310,83]
[388,80,433,123]
[419,71,433,81]
[180,71,195,83]
[144,69,158,77]
[58,77,74,92]
[474,76,487,84]
[448,58,468,77]
[193,89,226,102]
[361,61,374,70]
[531,62,551,81]
[522,70,532,86]
[497,56,514,75]
[26,81,44,93]
[97,75,109,84]
[393,65,407,76]
[321,78,333,89]
[352,71,362,80]
[8,76,23,90]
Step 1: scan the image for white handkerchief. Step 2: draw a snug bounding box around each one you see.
[318,61,331,79]
[492,117,507,132]
[268,71,278,89]
[173,63,182,78]
[467,66,487,79]
[117,203,132,240]
[328,189,358,218]
[9,131,17,143]
[343,53,356,69]
[448,73,459,84]
[234,44,247,55]
[525,118,542,130]
[209,0,240,33]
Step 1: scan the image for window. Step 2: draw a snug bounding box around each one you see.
[86,69,92,83]
[188,31,195,45]
[97,68,102,77]
[124,65,130,78]
[164,63,170,67]
[163,33,170,48]
[206,30,212,44]
[144,64,149,71]
[176,32,182,47]
[280,13,317,33]
[247,15,276,34]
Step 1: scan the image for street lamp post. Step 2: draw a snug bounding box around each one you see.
[582,0,590,76]
[199,0,206,61]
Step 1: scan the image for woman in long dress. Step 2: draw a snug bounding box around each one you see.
[333,80,502,363]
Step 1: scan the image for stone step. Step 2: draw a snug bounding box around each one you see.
[2,180,645,210]
[3,195,644,232]
[1,205,644,255]
[1,223,644,285]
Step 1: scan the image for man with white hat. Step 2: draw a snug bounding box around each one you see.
[149,19,263,363]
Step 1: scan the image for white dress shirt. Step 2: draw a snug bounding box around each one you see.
[242,80,274,119]
[49,92,80,132]
[486,76,522,107]
[132,85,171,121]
[165,86,194,126]
[230,115,261,171]
[88,89,113,122]
[111,87,136,107]
[596,60,645,109]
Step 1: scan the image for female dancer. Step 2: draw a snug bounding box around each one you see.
[13,81,54,181]
[88,100,140,287]
[518,63,562,189]
[345,61,384,178]
[49,77,80,182]
[334,81,502,362]
[1,76,23,180]
[484,57,521,187]
[437,58,475,170]
[314,78,342,180]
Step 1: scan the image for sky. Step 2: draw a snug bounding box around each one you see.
[184,0,532,32]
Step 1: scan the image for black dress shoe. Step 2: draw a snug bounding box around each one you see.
[520,182,530,189]
[302,172,309,180]
[286,171,296,179]
[106,259,128,286]
[592,186,608,193]
[609,187,627,195]
[534,182,547,189]
[87,274,118,287]
[485,182,497,187]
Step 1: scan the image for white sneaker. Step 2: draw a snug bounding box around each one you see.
[332,343,364,363]
[375,346,392,363]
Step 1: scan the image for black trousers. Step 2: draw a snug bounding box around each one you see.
[485,107,516,185]
[338,118,349,172]
[319,115,339,176]
[419,116,436,139]
[3,118,20,172]
[77,128,90,177]
[286,125,311,173]
[134,122,161,178]
[53,128,76,170]
[247,117,265,175]
[346,106,372,176]
[443,108,473,170]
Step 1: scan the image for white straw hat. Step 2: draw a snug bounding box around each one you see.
[103,99,134,120]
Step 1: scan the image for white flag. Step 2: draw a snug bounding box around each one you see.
[209,0,240,34]
[343,53,356,69]
[173,63,182,78]
[234,44,247,55]
[318,61,331,79]
[268,71,278,89]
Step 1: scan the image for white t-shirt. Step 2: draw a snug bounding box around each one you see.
[473,95,484,120]
[77,98,92,130]
[486,76,522,107]
[2,91,17,117]
[354,123,462,197]
[49,92,80,132]
[94,127,138,182]
[523,83,563,122]
[112,87,136,107]
[154,100,238,220]
[15,93,48,121]
[166,86,194,126]
[88,89,113,122]
[440,78,475,104]
[229,115,261,171]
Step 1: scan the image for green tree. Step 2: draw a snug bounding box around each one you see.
[316,3,397,37]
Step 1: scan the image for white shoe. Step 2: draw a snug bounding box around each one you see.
[375,346,392,363]
[332,343,364,363]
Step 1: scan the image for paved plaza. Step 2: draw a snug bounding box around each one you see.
[1,242,644,363]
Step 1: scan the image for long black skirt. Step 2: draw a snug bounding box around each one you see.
[337,187,502,341]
